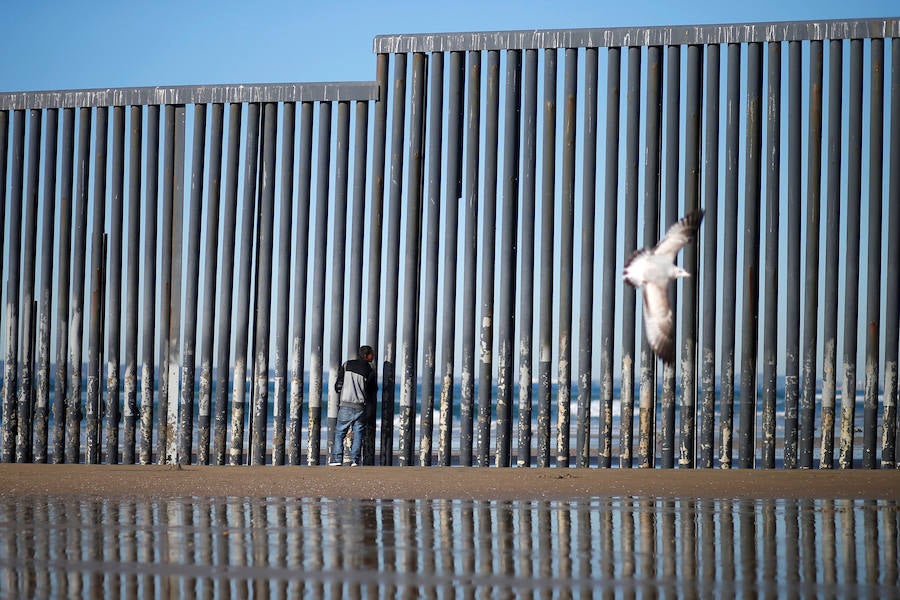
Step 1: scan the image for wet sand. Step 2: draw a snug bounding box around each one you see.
[0,464,897,500]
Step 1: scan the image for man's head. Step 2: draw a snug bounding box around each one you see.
[358,345,375,362]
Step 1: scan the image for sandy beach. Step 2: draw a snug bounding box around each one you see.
[0,464,897,501]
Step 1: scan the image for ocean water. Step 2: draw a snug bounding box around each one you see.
[1,495,897,598]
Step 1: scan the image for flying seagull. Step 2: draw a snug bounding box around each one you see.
[623,209,704,364]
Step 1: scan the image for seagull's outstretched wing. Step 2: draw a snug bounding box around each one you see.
[641,281,674,363]
[653,209,705,258]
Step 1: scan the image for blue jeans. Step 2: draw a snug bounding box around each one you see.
[330,404,366,465]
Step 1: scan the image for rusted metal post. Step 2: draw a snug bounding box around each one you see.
[66,107,92,464]
[439,51,464,467]
[178,103,207,465]
[271,102,295,466]
[555,47,577,469]
[477,49,500,467]
[784,41,802,469]
[638,46,661,469]
[399,54,427,467]
[838,39,863,470]
[347,102,368,353]
[761,42,781,469]
[307,100,332,466]
[51,108,74,463]
[86,106,108,465]
[139,106,160,465]
[620,47,641,469]
[288,101,313,465]
[599,47,621,469]
[660,45,680,470]
[699,43,719,469]
[35,108,58,463]
[250,102,277,466]
[103,106,125,464]
[17,108,41,463]
[718,43,741,469]
[122,104,143,465]
[820,40,843,469]
[325,100,350,463]
[679,44,702,469]
[739,42,763,470]
[800,41,823,469]
[537,48,557,469]
[364,54,388,466]
[0,109,8,460]
[213,103,242,465]
[496,48,521,468]
[880,39,899,469]
[460,51,480,467]
[419,51,444,467]
[229,102,260,466]
[517,48,537,468]
[196,103,223,465]
[576,47,597,468]
[157,105,175,464]
[165,105,185,465]
[381,54,407,466]
[862,39,884,470]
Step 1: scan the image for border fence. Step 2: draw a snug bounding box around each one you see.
[0,17,898,468]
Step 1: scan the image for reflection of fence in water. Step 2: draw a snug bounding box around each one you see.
[0,497,898,597]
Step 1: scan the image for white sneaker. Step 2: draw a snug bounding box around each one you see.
[350,462,359,467]
[328,461,341,466]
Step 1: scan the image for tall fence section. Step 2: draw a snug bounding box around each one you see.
[0,18,898,469]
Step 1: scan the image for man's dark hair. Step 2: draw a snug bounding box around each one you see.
[358,345,375,360]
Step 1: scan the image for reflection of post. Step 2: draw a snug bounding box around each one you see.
[517,501,534,581]
[680,500,697,591]
[213,502,228,598]
[884,502,898,585]
[438,500,455,598]
[106,503,121,599]
[251,503,270,599]
[272,503,287,598]
[305,500,323,599]
[720,500,735,586]
[699,501,716,587]
[420,501,437,600]
[784,501,800,596]
[661,500,675,581]
[286,502,302,596]
[398,501,417,598]
[138,501,154,598]
[840,500,857,587]
[496,501,515,588]
[738,500,757,597]
[197,501,213,599]
[638,500,656,591]
[863,501,879,587]
[761,501,776,595]
[557,506,573,600]
[620,500,635,598]
[576,504,592,598]
[822,499,837,586]
[88,503,103,598]
[799,499,816,589]
[460,501,475,600]
[227,501,248,599]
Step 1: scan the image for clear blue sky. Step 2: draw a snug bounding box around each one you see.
[2,1,896,92]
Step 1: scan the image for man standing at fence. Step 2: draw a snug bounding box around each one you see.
[329,345,377,466]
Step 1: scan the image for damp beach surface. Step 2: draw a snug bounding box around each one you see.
[1,466,899,597]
